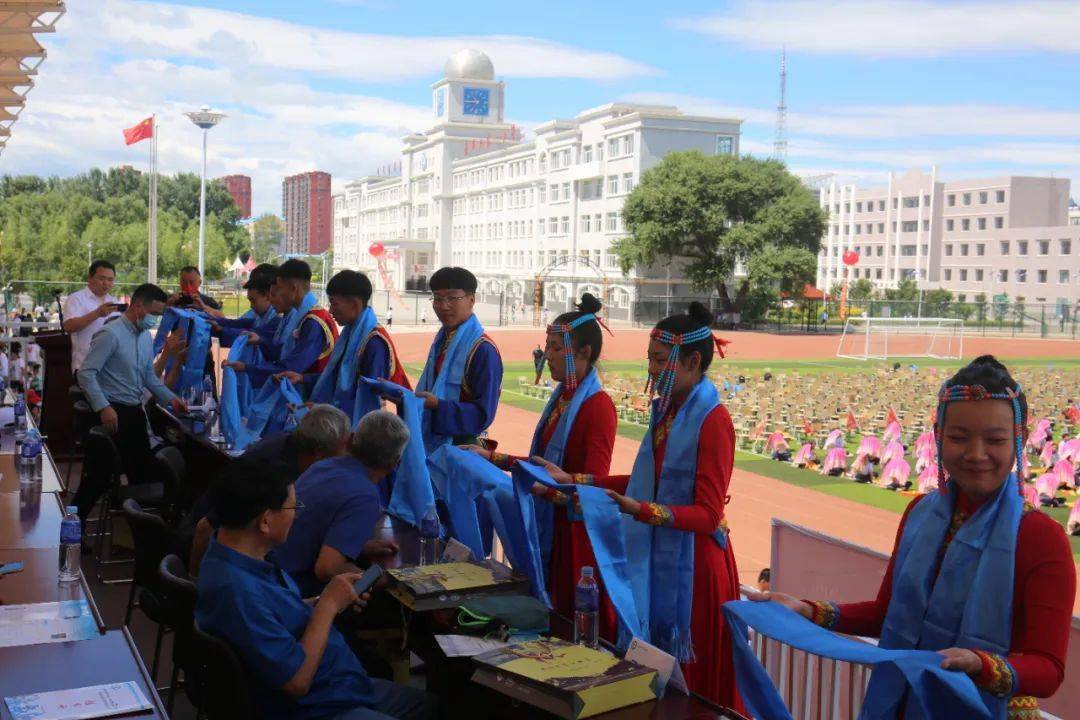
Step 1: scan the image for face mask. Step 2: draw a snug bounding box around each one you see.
[138,313,160,331]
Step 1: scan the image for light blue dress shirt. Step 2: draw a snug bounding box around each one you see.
[77,315,176,412]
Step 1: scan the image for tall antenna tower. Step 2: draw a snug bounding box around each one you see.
[773,47,788,162]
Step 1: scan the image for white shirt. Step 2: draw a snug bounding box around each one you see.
[63,286,120,370]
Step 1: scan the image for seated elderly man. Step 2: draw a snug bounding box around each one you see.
[276,410,407,597]
[187,404,353,576]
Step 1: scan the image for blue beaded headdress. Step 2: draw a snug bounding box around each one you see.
[545,313,611,392]
[647,326,729,416]
[934,382,1025,488]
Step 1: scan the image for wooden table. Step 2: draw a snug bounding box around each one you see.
[0,546,104,625]
[0,491,65,550]
[0,628,167,719]
[370,514,745,720]
[0,454,64,494]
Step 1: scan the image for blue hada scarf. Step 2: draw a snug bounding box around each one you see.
[623,376,726,662]
[152,307,211,396]
[415,314,485,453]
[274,291,318,359]
[863,474,1023,719]
[527,368,602,578]
[309,306,380,425]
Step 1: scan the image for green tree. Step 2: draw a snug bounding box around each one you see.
[612,152,826,311]
[848,278,875,302]
[923,287,953,316]
[250,213,284,262]
[884,278,919,302]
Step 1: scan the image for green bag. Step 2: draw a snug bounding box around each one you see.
[456,595,550,641]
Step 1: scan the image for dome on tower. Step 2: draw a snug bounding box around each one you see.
[444,49,494,81]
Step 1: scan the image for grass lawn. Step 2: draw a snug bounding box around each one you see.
[481,360,1080,562]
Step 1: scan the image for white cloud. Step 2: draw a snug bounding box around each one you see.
[92,0,657,82]
[671,1,1080,57]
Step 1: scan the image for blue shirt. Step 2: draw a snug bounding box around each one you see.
[195,538,374,720]
[249,315,330,387]
[302,330,392,419]
[77,315,176,412]
[275,455,383,597]
[429,338,502,442]
[216,308,280,348]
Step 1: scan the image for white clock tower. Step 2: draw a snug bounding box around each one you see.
[431,48,505,125]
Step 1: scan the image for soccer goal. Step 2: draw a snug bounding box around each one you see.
[836,317,964,361]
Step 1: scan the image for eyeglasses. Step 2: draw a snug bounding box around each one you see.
[279,500,305,512]
[430,294,469,307]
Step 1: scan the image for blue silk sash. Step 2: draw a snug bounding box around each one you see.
[153,307,211,395]
[723,600,990,720]
[310,307,378,425]
[278,292,318,359]
[416,314,484,453]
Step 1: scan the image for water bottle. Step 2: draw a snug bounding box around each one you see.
[17,429,42,483]
[419,508,441,566]
[13,393,27,438]
[574,566,599,649]
[59,506,82,582]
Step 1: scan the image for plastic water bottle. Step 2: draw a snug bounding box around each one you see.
[13,393,27,438]
[17,428,42,483]
[59,506,82,582]
[574,566,600,649]
[419,508,441,566]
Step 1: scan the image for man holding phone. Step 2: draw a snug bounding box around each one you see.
[62,260,121,372]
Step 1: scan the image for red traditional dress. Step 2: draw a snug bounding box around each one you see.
[494,387,619,639]
[585,403,743,710]
[808,492,1075,717]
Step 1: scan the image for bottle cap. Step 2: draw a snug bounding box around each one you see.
[66,505,78,514]
[581,566,594,577]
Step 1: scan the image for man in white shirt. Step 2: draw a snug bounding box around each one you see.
[62,260,120,372]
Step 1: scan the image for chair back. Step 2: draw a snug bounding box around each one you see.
[86,426,123,482]
[190,621,256,720]
[153,446,187,519]
[158,554,202,705]
[120,499,176,601]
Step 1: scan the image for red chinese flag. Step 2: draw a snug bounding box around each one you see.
[846,410,859,431]
[803,418,813,435]
[886,407,899,426]
[123,117,154,145]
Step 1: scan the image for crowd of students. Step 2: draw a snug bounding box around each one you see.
[62,255,1075,718]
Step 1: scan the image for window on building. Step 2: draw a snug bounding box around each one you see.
[947,194,956,207]
[963,193,971,205]
[977,243,985,256]
[583,146,593,163]
[975,269,984,281]
[945,244,953,256]
[1060,269,1070,284]
[875,200,883,211]
[607,175,619,195]
[608,139,619,156]
[1037,269,1047,283]
[961,244,969,256]
[903,196,918,209]
[876,246,883,256]
[996,190,1005,203]
[923,194,930,206]
[561,216,570,234]
[944,269,952,281]
[1018,240,1028,255]
[605,212,618,232]
[977,218,986,230]
[962,219,970,231]
[1017,269,1027,283]
[999,240,1009,255]
[901,220,918,232]
[856,202,863,213]
[994,217,1004,229]
[999,269,1008,282]
[581,214,591,232]
[878,223,884,233]
[539,185,546,203]
[891,222,897,232]
[562,182,571,199]
[876,269,883,279]
[623,173,634,193]
[892,198,898,209]
[900,244,916,256]
[979,191,988,204]
[623,136,634,155]
[548,217,558,235]
[1061,239,1072,255]
[715,136,733,155]
[1038,240,1049,255]
[960,269,968,281]
[923,220,930,231]
[854,224,861,235]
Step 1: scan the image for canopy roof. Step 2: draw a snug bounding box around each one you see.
[0,1,65,156]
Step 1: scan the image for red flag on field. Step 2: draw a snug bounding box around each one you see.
[123,116,154,145]
[886,407,899,426]
[803,418,813,436]
[846,410,859,431]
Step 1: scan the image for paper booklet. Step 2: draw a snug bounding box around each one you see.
[5,682,153,720]
[0,601,99,649]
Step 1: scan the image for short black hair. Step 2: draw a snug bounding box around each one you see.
[654,302,716,372]
[551,293,604,365]
[208,457,293,529]
[758,568,771,583]
[326,270,372,303]
[130,283,168,306]
[243,263,278,292]
[941,355,1028,430]
[179,266,200,276]
[88,260,115,277]
[429,266,477,294]
[278,259,312,282]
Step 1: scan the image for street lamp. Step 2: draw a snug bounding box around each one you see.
[184,105,226,276]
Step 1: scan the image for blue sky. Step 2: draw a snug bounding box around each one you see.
[5,0,1079,216]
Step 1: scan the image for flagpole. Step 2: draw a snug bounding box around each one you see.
[148,114,158,283]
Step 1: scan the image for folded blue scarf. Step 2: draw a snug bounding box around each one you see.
[153,307,211,395]
[311,307,380,425]
[723,600,990,720]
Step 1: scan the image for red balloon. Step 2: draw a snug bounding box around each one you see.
[368,242,385,258]
[842,250,859,266]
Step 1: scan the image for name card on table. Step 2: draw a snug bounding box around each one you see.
[441,537,474,563]
[5,681,153,720]
[625,636,688,696]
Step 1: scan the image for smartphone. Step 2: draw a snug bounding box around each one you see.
[352,564,384,595]
[0,561,24,576]
[113,303,128,312]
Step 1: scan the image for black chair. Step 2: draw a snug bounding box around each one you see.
[85,426,164,583]
[121,499,178,684]
[159,554,198,718]
[67,387,91,486]
[152,445,188,524]
[190,621,256,720]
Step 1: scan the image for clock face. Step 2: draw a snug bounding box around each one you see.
[436,88,446,117]
[463,87,490,117]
